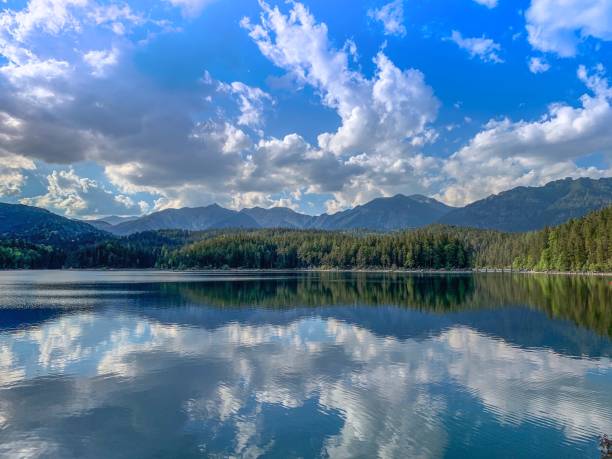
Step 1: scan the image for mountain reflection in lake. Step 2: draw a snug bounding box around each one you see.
[0,271,610,458]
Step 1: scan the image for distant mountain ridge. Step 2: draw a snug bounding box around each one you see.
[240,206,314,229]
[2,177,610,237]
[97,177,611,234]
[110,204,259,236]
[86,215,139,231]
[307,194,453,231]
[0,203,104,245]
[104,194,456,235]
[439,177,612,232]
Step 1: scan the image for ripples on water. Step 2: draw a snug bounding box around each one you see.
[0,271,610,458]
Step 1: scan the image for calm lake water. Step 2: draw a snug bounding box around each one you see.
[0,271,610,458]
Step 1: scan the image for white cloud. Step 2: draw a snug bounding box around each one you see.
[0,0,88,41]
[243,2,438,158]
[0,0,145,58]
[83,48,119,77]
[0,56,71,106]
[0,112,36,196]
[0,54,69,84]
[217,81,273,129]
[87,4,144,35]
[449,30,504,63]
[0,0,608,215]
[234,1,443,212]
[473,0,498,7]
[0,0,274,212]
[368,0,407,37]
[0,155,33,198]
[0,0,143,107]
[21,169,146,217]
[103,119,254,209]
[526,0,612,57]
[228,192,300,211]
[439,65,612,205]
[236,134,360,199]
[166,0,217,17]
[0,171,27,197]
[528,56,550,73]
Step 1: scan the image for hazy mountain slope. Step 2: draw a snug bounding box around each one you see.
[12,177,606,238]
[92,215,139,225]
[240,195,453,231]
[86,220,114,231]
[0,203,104,244]
[311,194,453,231]
[108,195,453,234]
[240,207,314,228]
[110,204,260,235]
[439,177,612,232]
[86,216,139,231]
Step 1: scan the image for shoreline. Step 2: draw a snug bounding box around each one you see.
[1,268,611,277]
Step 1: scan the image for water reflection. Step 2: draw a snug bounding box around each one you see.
[0,271,610,458]
[1,272,610,335]
[157,273,611,337]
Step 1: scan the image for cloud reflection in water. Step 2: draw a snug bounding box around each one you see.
[0,310,610,458]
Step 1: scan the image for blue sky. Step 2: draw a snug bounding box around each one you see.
[0,0,611,217]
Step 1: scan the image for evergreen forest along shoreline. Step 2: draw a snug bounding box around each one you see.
[0,206,610,273]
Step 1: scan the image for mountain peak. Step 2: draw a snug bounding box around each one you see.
[0,202,103,244]
[74,177,612,235]
[440,176,612,231]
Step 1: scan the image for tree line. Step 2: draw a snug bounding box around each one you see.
[473,206,611,271]
[159,227,472,269]
[0,206,609,272]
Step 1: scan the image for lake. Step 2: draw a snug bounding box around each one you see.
[0,271,610,458]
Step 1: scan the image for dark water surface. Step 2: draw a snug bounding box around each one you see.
[0,271,610,458]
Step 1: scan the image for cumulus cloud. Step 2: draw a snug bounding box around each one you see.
[240,134,362,196]
[228,191,301,211]
[526,0,612,57]
[243,2,439,158]
[217,80,273,129]
[0,0,88,41]
[4,0,389,214]
[0,0,144,42]
[439,65,612,205]
[0,170,27,197]
[0,49,71,106]
[0,0,268,213]
[449,30,504,63]
[103,119,249,194]
[83,48,119,77]
[21,169,146,217]
[87,4,144,35]
[0,112,36,197]
[0,0,608,216]
[238,1,447,210]
[166,0,217,17]
[473,0,498,7]
[368,0,407,37]
[528,56,550,74]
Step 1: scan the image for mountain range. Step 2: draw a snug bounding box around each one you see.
[93,193,456,236]
[90,177,611,235]
[0,203,103,245]
[438,177,612,231]
[2,177,611,240]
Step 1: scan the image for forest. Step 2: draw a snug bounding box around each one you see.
[0,206,609,272]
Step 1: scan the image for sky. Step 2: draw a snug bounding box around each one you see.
[0,0,611,218]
